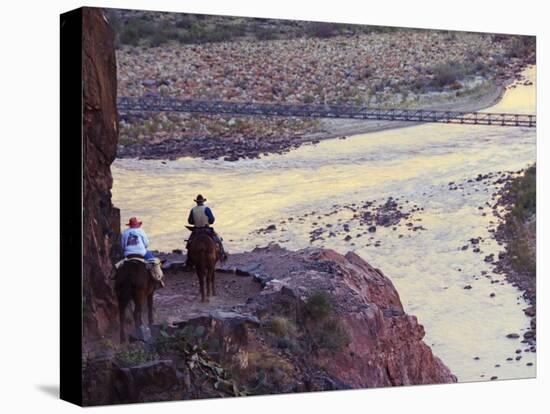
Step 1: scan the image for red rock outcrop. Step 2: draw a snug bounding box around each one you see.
[83,245,455,404]
[82,8,120,338]
[221,245,457,388]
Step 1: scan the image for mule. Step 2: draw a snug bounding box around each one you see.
[186,226,219,302]
[115,258,159,343]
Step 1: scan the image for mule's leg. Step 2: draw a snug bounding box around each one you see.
[197,266,206,303]
[205,267,212,298]
[210,266,217,297]
[147,294,154,326]
[133,292,146,331]
[118,298,128,343]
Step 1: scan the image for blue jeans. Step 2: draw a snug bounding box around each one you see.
[144,251,155,261]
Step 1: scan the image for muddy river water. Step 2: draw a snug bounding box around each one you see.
[112,66,536,383]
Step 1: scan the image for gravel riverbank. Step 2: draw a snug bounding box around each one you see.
[114,24,534,161]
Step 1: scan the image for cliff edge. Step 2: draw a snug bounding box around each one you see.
[82,8,120,337]
[84,245,455,404]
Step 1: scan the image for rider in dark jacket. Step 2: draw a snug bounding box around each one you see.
[186,194,228,263]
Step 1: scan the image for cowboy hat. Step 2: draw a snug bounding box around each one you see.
[194,194,207,203]
[126,217,142,228]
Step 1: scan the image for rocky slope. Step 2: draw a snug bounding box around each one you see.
[82,8,121,337]
[83,245,455,405]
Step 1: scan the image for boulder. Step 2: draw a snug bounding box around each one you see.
[113,360,178,403]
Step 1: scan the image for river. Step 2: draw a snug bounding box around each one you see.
[112,66,536,383]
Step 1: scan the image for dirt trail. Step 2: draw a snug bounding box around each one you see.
[154,269,262,325]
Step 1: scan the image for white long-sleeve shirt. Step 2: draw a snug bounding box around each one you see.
[121,227,149,257]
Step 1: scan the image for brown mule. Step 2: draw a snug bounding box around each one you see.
[186,226,218,302]
[115,258,159,343]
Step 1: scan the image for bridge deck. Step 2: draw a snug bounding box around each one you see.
[117,96,536,128]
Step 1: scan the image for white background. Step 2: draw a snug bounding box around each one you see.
[0,0,546,412]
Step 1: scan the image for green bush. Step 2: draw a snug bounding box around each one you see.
[175,14,197,29]
[267,316,297,339]
[510,165,536,221]
[506,36,536,58]
[505,165,536,277]
[431,62,461,87]
[303,291,351,353]
[430,60,481,88]
[118,18,157,46]
[304,291,332,321]
[251,24,279,41]
[312,317,351,352]
[305,22,339,38]
[507,226,535,277]
[115,344,157,366]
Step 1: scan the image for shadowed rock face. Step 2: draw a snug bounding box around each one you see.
[82,8,120,338]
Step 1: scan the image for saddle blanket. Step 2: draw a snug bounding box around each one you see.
[114,257,164,283]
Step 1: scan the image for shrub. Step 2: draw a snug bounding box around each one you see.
[267,316,297,339]
[303,94,315,104]
[304,291,332,321]
[430,60,479,88]
[305,22,339,38]
[175,14,197,29]
[450,81,463,90]
[312,317,351,352]
[510,165,536,221]
[504,165,536,278]
[115,344,157,366]
[412,77,427,92]
[431,62,461,87]
[252,25,279,41]
[507,223,535,277]
[506,36,536,58]
[302,291,351,353]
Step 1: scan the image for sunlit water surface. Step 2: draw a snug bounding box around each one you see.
[113,66,536,382]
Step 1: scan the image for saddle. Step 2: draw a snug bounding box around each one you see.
[114,255,165,286]
[186,226,215,244]
[185,226,226,261]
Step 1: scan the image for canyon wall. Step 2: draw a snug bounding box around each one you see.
[82,8,120,337]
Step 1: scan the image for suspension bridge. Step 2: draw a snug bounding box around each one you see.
[117,96,536,128]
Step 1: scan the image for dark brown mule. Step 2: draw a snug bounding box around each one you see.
[186,226,218,302]
[115,258,158,343]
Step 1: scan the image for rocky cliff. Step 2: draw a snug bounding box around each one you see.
[83,245,455,405]
[82,8,120,338]
[219,245,456,389]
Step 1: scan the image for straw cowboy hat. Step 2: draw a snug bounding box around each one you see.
[126,217,142,228]
[194,194,207,203]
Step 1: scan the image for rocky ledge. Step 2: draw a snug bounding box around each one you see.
[83,244,455,405]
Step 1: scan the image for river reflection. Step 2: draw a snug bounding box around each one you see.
[112,66,536,382]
